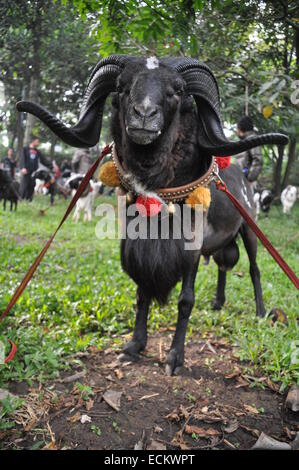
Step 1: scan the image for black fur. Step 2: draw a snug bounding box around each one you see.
[112,62,267,374]
[0,169,19,211]
[16,57,272,376]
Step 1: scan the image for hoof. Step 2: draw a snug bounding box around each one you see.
[212,298,224,310]
[119,339,146,363]
[117,352,139,363]
[165,348,184,376]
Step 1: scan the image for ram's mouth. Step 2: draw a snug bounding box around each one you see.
[126,126,161,145]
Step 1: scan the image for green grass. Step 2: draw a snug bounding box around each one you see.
[0,195,298,390]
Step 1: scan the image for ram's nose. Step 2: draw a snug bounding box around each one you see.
[133,104,158,119]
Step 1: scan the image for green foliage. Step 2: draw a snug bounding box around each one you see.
[0,394,24,430]
[0,195,298,392]
[90,424,102,437]
[76,382,94,400]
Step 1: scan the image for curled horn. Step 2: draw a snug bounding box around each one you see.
[165,58,289,155]
[16,55,130,148]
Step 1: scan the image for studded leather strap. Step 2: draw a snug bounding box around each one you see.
[112,145,217,202]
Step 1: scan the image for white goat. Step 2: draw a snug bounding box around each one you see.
[281,185,297,214]
[72,180,103,222]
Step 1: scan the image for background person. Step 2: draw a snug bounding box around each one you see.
[20,137,51,201]
[234,116,263,186]
[1,147,16,180]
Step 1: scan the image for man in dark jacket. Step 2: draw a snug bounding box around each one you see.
[20,137,51,201]
[234,116,263,184]
[1,148,16,180]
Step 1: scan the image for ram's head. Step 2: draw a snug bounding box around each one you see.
[17,55,288,154]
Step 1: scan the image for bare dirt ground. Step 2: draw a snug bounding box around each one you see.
[1,331,298,450]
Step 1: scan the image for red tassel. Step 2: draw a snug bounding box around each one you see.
[215,156,231,169]
[136,195,162,217]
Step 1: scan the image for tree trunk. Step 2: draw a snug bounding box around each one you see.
[24,73,40,145]
[24,7,41,145]
[282,137,297,189]
[50,134,57,160]
[16,110,24,165]
[272,144,285,196]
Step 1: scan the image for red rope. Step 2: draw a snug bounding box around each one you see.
[0,144,112,362]
[216,180,299,290]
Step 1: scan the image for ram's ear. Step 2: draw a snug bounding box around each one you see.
[166,57,289,156]
[16,56,131,148]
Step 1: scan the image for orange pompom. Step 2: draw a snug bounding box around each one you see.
[185,187,211,211]
[98,161,120,187]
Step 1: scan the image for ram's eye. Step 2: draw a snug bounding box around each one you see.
[116,84,123,93]
[166,89,174,98]
[175,88,183,96]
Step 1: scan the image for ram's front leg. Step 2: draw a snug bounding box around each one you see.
[119,286,151,362]
[166,256,200,376]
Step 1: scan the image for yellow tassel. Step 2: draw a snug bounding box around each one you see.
[98,161,120,187]
[185,187,211,211]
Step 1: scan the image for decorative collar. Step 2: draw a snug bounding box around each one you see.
[112,145,217,203]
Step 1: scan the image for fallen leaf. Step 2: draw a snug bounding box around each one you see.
[140,393,160,401]
[284,427,296,440]
[115,368,124,380]
[67,412,81,423]
[179,404,190,419]
[185,424,221,437]
[106,374,116,382]
[239,424,260,437]
[80,414,92,424]
[243,375,267,383]
[154,425,163,434]
[165,410,180,422]
[251,432,291,450]
[205,340,217,354]
[24,417,38,432]
[85,399,94,411]
[223,438,236,449]
[225,367,241,380]
[88,346,100,354]
[244,404,259,415]
[266,378,280,393]
[171,430,190,450]
[42,441,58,450]
[103,389,122,412]
[235,377,250,389]
[223,420,239,434]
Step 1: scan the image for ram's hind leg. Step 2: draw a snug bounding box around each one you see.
[166,255,200,376]
[212,239,239,310]
[239,223,266,317]
[119,287,151,362]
